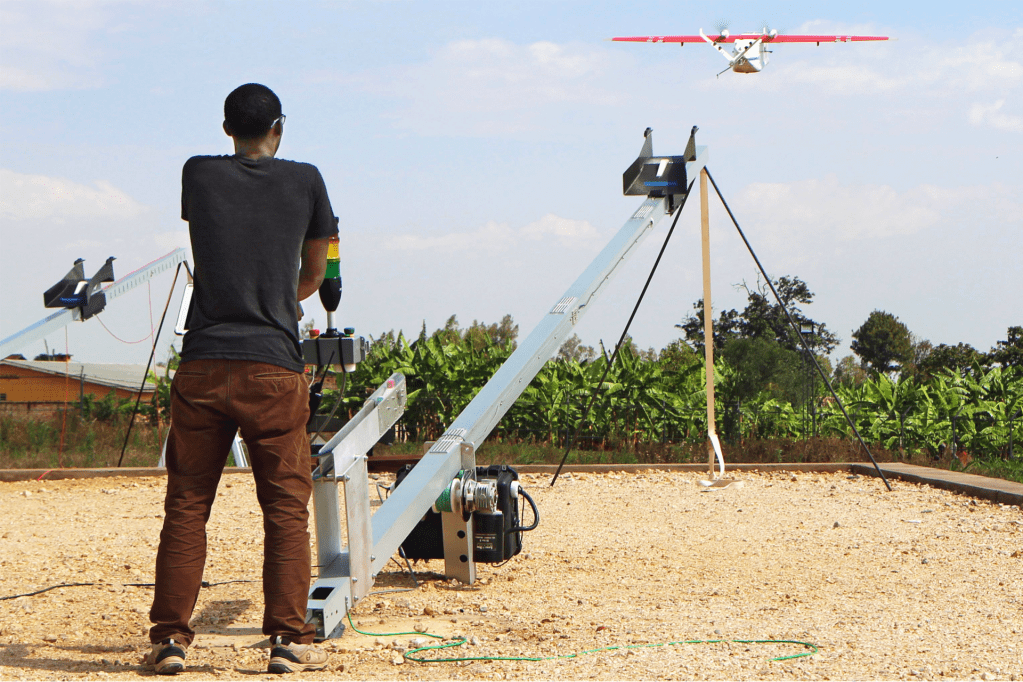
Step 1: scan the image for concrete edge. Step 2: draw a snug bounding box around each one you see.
[2,462,1019,507]
[853,463,1023,507]
[0,467,252,482]
[512,462,855,474]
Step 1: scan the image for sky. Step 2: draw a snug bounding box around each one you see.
[1,0,1021,369]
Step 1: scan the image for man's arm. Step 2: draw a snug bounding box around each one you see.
[298,238,329,302]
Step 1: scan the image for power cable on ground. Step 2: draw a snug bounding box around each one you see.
[0,578,257,602]
[346,611,818,664]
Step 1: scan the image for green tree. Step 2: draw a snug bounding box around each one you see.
[557,333,596,362]
[464,314,518,351]
[734,276,840,354]
[902,335,933,379]
[657,339,700,374]
[676,300,742,353]
[677,276,838,354]
[916,342,985,380]
[832,355,867,387]
[719,337,803,404]
[619,335,658,362]
[850,310,913,375]
[988,326,1023,369]
[434,315,463,346]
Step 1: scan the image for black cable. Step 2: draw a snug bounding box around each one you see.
[703,168,892,492]
[118,262,183,467]
[509,488,539,533]
[309,352,344,446]
[397,547,420,588]
[0,582,97,601]
[551,182,695,486]
[0,578,258,601]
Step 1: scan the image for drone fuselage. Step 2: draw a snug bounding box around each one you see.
[729,39,769,73]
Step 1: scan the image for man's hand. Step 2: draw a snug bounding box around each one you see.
[297,238,329,302]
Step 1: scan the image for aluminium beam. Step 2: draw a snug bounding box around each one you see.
[306,373,407,639]
[369,146,709,575]
[1,249,188,358]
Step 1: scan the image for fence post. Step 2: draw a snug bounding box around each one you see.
[951,411,959,457]
[1011,410,1020,460]
[661,398,667,446]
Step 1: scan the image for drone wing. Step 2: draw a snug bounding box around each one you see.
[611,33,889,44]
[765,34,889,43]
[610,35,709,43]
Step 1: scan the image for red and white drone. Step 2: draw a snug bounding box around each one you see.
[611,28,890,76]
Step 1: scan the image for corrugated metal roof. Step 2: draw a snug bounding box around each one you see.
[0,359,169,392]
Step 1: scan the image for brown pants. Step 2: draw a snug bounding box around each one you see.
[149,359,315,646]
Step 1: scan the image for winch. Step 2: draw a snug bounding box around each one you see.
[394,464,539,564]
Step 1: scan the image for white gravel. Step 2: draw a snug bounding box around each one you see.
[1,469,1020,680]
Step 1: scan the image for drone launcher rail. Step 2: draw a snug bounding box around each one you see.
[306,129,708,640]
[1,249,188,359]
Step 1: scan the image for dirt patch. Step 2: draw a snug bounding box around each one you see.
[1,470,1021,680]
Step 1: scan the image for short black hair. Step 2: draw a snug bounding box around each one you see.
[224,83,282,139]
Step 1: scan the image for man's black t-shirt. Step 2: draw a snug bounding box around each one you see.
[180,155,337,372]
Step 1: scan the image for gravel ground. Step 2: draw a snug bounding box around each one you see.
[1,469,1020,680]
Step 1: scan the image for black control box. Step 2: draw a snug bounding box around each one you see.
[302,335,368,368]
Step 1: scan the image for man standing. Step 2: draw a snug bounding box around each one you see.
[146,83,335,675]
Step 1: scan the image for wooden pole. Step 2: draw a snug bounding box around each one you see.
[700,169,716,474]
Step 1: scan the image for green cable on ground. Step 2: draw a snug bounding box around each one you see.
[345,612,817,664]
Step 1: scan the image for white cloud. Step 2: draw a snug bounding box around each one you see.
[383,214,603,253]
[968,100,1023,132]
[0,169,149,223]
[414,38,618,108]
[521,214,603,248]
[931,43,1023,91]
[383,220,516,253]
[329,38,628,137]
[779,62,907,92]
[0,1,114,91]
[733,176,1019,243]
[154,230,190,252]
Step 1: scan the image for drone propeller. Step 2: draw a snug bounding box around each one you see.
[714,20,730,41]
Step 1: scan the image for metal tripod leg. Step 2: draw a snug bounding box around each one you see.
[158,430,248,467]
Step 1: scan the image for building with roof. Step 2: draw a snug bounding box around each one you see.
[0,358,165,416]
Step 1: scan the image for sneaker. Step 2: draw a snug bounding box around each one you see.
[144,638,186,675]
[267,636,328,674]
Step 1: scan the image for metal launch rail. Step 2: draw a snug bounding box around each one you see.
[305,130,708,639]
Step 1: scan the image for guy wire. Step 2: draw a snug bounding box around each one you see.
[117,263,183,468]
[551,181,695,486]
[704,168,891,491]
